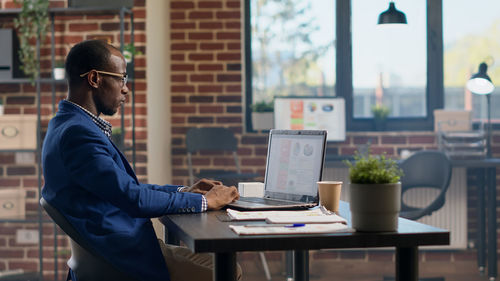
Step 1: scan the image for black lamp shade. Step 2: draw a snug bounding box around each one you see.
[378,2,407,25]
[466,62,495,95]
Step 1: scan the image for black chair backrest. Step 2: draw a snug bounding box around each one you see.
[186,127,238,153]
[40,198,137,281]
[399,150,452,220]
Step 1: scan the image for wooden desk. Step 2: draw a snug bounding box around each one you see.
[160,201,449,281]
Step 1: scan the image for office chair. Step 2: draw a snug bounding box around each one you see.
[384,150,452,281]
[399,150,452,220]
[40,198,138,281]
[186,127,260,186]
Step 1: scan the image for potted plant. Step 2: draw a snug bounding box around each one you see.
[13,0,50,84]
[251,100,274,130]
[345,151,403,232]
[53,60,65,80]
[371,105,390,131]
[123,43,142,75]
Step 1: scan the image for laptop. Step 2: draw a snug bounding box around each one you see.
[227,129,327,211]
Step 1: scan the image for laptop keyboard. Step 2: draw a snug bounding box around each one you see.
[239,197,299,206]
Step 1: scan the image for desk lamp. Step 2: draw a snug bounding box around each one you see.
[466,62,495,157]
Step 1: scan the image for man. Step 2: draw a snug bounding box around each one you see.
[41,40,240,281]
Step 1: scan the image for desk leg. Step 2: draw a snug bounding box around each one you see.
[477,168,486,274]
[165,228,180,246]
[293,250,309,281]
[396,246,418,281]
[214,252,237,281]
[487,167,497,280]
[286,251,294,281]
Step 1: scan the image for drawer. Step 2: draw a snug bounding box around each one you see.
[0,115,37,150]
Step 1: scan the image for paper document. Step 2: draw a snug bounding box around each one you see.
[229,223,352,235]
[226,207,347,224]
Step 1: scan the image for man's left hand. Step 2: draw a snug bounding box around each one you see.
[183,178,223,194]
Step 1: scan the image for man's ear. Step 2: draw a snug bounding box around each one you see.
[87,71,100,89]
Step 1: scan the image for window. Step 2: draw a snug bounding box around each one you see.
[443,0,500,121]
[245,0,443,131]
[245,0,335,131]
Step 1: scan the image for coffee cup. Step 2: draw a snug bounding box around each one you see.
[318,181,342,213]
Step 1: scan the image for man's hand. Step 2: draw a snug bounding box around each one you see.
[183,178,222,194]
[205,185,240,210]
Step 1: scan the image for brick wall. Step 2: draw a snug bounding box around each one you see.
[0,0,147,279]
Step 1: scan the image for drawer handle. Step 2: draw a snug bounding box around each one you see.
[1,126,19,138]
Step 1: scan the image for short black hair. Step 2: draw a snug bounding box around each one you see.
[65,40,118,87]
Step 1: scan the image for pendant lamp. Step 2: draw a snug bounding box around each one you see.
[378,2,407,25]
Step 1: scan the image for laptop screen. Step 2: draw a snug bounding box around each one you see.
[264,130,327,202]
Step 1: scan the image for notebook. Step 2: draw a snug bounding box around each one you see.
[227,129,327,211]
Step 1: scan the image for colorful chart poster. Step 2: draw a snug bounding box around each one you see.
[274,97,346,141]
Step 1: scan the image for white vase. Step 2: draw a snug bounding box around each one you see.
[251,112,274,130]
[53,68,65,80]
[349,182,401,232]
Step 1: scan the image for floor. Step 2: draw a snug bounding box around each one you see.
[239,251,493,281]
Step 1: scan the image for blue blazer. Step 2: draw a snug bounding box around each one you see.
[42,100,202,281]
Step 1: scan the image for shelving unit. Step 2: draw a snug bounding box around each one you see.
[0,6,135,281]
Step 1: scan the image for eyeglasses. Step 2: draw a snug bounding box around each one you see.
[80,70,128,86]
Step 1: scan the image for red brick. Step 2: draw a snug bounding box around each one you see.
[0,249,24,258]
[189,11,213,20]
[217,32,240,40]
[171,64,195,71]
[371,147,395,155]
[0,154,15,164]
[217,116,242,123]
[216,11,240,19]
[6,96,34,105]
[241,136,268,145]
[227,1,240,8]
[171,54,185,61]
[7,166,36,176]
[190,74,214,82]
[171,1,195,9]
[381,136,407,144]
[225,22,241,29]
[172,117,186,124]
[409,135,435,144]
[226,85,242,92]
[218,53,241,61]
[188,116,214,124]
[171,74,187,82]
[69,23,99,32]
[172,43,197,50]
[199,21,223,29]
[217,74,241,82]
[172,96,187,103]
[189,32,213,40]
[189,53,214,61]
[171,22,196,29]
[241,158,266,166]
[171,12,185,20]
[0,178,21,187]
[198,1,223,8]
[198,64,224,71]
[353,136,379,145]
[100,22,129,31]
[227,42,241,50]
[171,32,185,40]
[8,261,38,271]
[199,105,223,113]
[189,96,214,103]
[172,106,196,114]
[216,95,241,102]
[198,85,223,93]
[171,85,195,93]
[200,43,224,50]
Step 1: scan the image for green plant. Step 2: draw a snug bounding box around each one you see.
[371,105,390,120]
[123,43,143,63]
[13,0,50,84]
[345,151,403,184]
[54,60,65,68]
[251,100,274,112]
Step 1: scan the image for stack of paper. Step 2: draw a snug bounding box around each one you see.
[227,207,352,235]
[226,207,347,224]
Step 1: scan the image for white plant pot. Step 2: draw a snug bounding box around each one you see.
[251,112,274,130]
[349,182,401,232]
[53,68,65,80]
[0,104,3,115]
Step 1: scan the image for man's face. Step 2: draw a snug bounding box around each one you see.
[94,48,128,116]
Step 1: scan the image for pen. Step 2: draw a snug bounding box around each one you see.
[243,223,306,228]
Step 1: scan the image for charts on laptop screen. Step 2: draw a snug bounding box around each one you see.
[274,97,346,141]
[265,131,326,202]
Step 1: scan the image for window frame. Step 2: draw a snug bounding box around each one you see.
[244,0,444,132]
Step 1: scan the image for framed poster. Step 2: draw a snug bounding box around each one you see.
[274,97,346,141]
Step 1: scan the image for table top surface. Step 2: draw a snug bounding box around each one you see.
[160,201,450,253]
